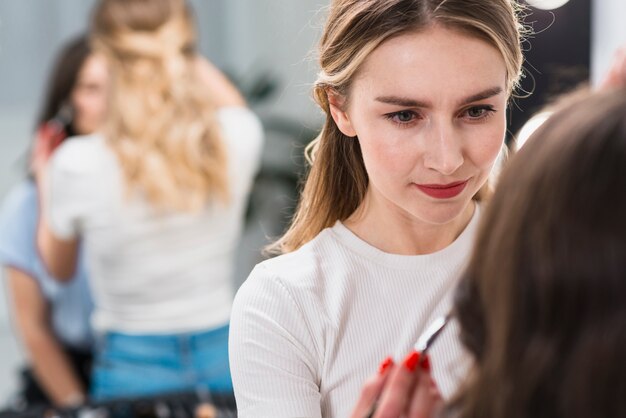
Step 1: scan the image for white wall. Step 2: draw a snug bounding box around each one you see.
[591,0,626,85]
[220,1,326,122]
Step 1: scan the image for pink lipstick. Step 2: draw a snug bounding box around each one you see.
[415,180,468,199]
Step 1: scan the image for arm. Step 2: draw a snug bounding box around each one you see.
[32,130,79,281]
[6,267,85,407]
[229,265,322,418]
[194,56,246,107]
[35,166,79,281]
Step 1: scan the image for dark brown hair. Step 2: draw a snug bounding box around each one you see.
[36,35,91,136]
[452,88,626,418]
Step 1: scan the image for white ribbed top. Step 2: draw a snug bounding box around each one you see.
[47,107,263,334]
[229,206,479,418]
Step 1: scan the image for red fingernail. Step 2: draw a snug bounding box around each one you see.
[378,357,394,375]
[420,354,431,372]
[402,351,420,372]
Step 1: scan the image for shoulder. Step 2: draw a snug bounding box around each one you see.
[257,228,338,282]
[230,234,339,362]
[216,106,264,180]
[46,134,117,226]
[217,107,263,146]
[51,134,112,175]
[234,228,341,309]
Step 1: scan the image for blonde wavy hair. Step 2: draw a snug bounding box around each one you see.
[269,0,526,254]
[91,0,228,212]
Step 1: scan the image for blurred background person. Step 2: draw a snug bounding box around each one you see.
[0,35,107,408]
[34,0,263,402]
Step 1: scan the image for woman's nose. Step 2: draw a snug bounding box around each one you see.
[422,120,464,176]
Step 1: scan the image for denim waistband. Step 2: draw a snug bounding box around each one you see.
[99,323,230,351]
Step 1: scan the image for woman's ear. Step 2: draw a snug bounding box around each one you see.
[328,90,357,137]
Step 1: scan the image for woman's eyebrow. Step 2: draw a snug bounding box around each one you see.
[375,86,503,108]
[458,86,503,105]
[375,95,429,108]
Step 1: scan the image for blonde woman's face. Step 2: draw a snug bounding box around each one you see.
[331,25,508,226]
[71,53,109,135]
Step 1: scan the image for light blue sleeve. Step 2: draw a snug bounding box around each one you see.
[0,181,40,277]
[0,181,95,349]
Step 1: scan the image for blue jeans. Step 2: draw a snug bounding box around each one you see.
[91,324,232,401]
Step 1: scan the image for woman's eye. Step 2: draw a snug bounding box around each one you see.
[468,108,486,118]
[464,105,495,120]
[385,110,418,125]
[396,111,414,122]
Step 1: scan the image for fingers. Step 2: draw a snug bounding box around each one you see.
[195,403,217,418]
[406,356,444,418]
[373,351,421,418]
[350,357,394,418]
[600,45,626,90]
[352,353,444,418]
[31,122,66,176]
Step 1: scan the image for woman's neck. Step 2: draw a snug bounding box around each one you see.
[343,191,476,255]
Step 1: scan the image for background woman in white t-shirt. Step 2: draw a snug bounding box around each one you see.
[228,0,525,416]
[34,0,263,401]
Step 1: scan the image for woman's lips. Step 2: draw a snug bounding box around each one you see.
[415,180,469,199]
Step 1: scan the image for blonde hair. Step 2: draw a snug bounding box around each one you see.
[270,0,526,254]
[92,0,228,212]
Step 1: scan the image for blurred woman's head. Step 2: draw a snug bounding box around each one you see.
[91,0,228,211]
[91,0,195,62]
[454,88,626,418]
[37,35,108,137]
[271,0,526,254]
